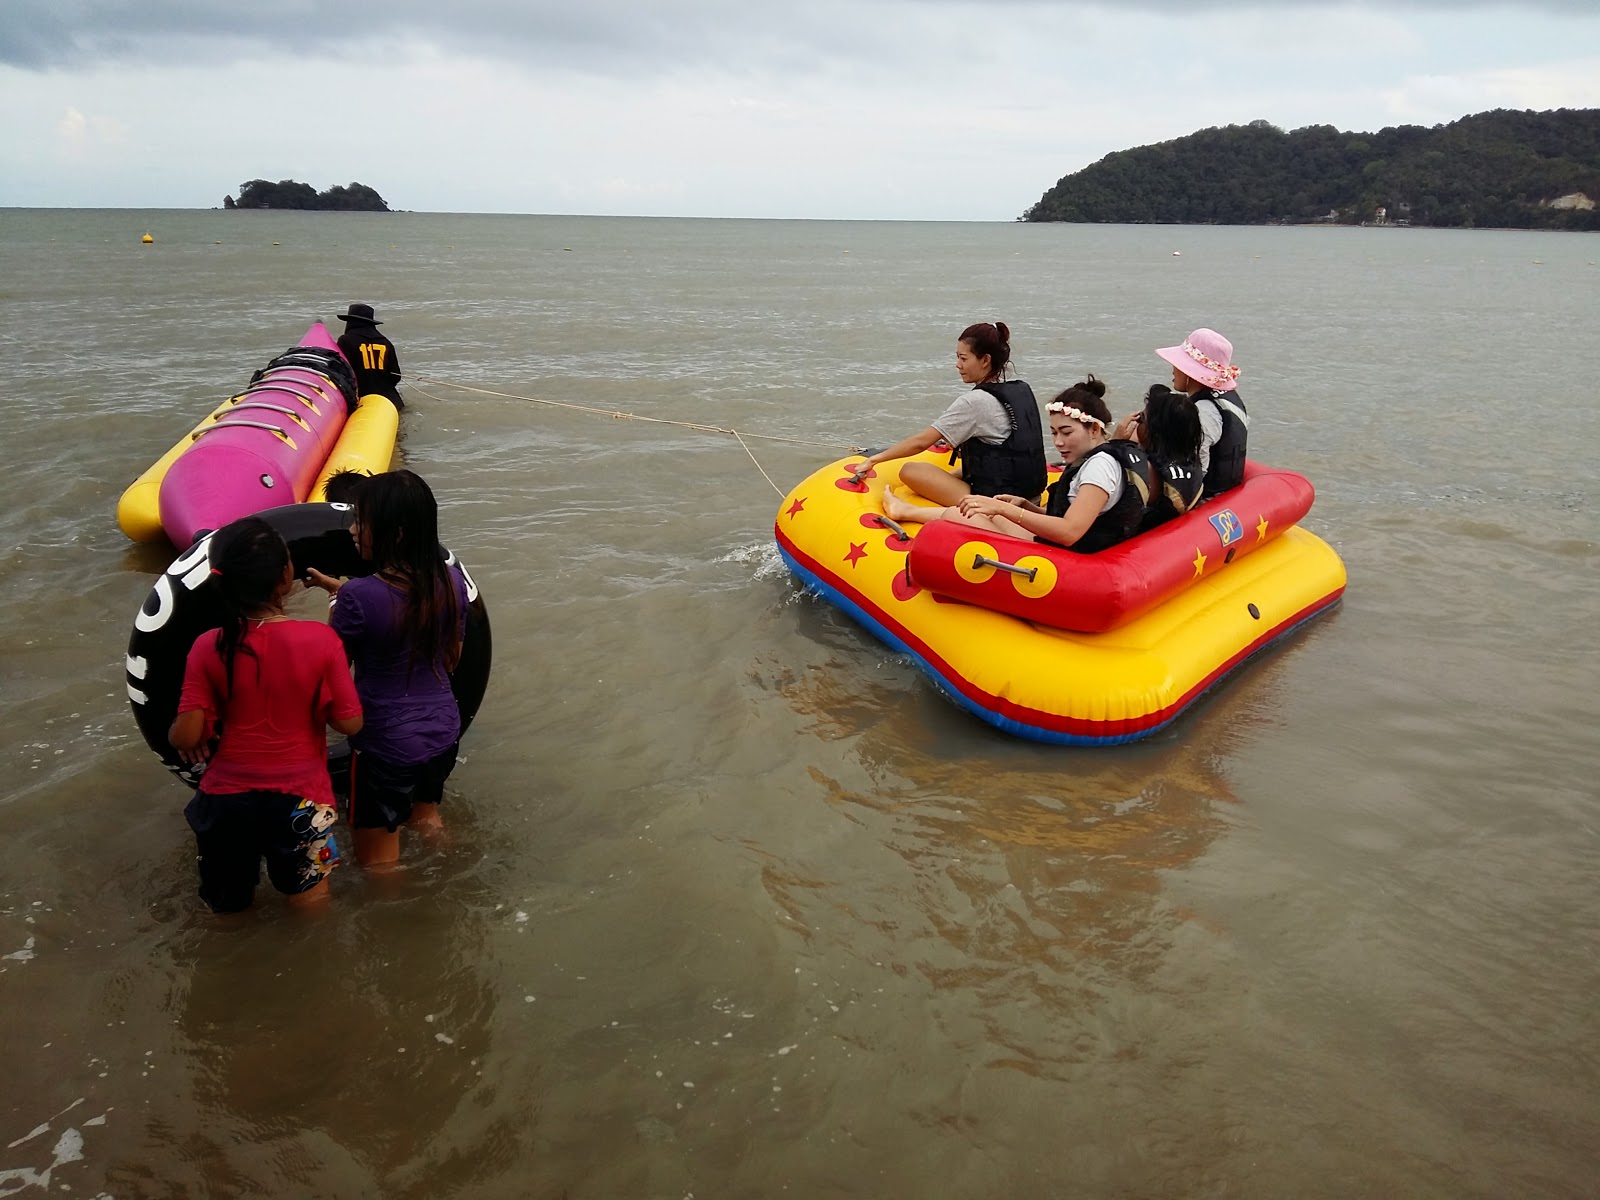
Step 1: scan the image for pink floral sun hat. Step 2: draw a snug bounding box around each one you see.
[1156,328,1241,391]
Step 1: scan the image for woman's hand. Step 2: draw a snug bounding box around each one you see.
[1113,413,1145,443]
[958,494,1010,519]
[305,568,341,596]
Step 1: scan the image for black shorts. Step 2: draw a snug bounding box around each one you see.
[349,743,459,832]
[184,790,341,914]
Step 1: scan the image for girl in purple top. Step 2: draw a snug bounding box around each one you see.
[309,470,468,867]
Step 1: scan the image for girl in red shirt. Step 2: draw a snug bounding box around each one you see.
[169,516,363,913]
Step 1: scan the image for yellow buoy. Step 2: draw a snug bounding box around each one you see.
[141,233,154,244]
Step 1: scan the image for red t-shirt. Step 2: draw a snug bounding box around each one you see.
[178,620,362,806]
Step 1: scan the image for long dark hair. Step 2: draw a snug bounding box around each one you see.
[1142,384,1202,465]
[208,517,289,699]
[355,470,461,680]
[959,321,1011,381]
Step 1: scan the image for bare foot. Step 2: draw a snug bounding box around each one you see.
[883,492,946,525]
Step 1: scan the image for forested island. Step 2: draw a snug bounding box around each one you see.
[1023,108,1600,230]
[223,180,390,211]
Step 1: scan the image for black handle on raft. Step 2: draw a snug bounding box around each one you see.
[869,514,910,541]
[972,554,1037,583]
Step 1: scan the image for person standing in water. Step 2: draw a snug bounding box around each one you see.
[307,471,468,868]
[335,303,404,409]
[854,321,1046,525]
[169,517,363,913]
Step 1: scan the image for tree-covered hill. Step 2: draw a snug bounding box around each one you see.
[224,180,390,211]
[1023,108,1600,230]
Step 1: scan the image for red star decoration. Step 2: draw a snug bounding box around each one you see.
[786,497,806,518]
[843,541,868,567]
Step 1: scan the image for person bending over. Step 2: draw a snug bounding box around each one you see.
[859,321,1046,525]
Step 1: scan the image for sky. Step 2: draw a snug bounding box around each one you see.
[2,0,1598,220]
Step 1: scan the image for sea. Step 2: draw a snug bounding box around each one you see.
[1,209,1597,1199]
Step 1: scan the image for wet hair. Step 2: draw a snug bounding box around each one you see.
[354,470,462,680]
[1049,376,1112,430]
[1141,384,1202,465]
[322,469,371,508]
[207,516,290,699]
[958,321,1011,381]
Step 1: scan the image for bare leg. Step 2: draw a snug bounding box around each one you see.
[286,877,331,908]
[883,492,952,525]
[407,801,446,844]
[354,827,402,869]
[899,462,973,506]
[937,509,1036,540]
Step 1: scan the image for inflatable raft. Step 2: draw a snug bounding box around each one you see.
[116,322,399,547]
[774,451,1345,744]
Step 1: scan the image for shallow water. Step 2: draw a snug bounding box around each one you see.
[1,209,1597,1198]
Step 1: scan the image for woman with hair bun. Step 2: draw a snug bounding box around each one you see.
[855,321,1047,524]
[168,516,363,913]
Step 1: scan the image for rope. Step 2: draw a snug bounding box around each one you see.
[410,376,862,496]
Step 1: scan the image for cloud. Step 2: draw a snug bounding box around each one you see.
[3,0,1594,71]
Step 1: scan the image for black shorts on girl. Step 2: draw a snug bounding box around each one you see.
[184,790,341,914]
[349,742,459,832]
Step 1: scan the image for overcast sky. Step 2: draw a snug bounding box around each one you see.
[2,0,1597,219]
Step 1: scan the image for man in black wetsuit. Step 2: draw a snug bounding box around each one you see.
[335,303,404,409]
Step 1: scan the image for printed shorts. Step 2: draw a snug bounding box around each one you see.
[185,789,341,913]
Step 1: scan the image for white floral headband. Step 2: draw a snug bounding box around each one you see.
[1046,402,1105,430]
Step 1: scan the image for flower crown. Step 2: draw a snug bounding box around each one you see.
[1046,402,1105,430]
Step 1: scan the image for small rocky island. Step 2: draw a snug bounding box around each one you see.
[224,180,390,211]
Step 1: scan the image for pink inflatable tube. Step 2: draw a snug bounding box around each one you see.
[158,323,355,547]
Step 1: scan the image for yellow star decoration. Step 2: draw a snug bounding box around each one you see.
[1256,514,1270,542]
[1192,547,1207,577]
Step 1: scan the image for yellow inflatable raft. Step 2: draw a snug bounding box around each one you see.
[773,450,1346,744]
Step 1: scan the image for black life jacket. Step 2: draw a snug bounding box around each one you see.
[1140,454,1204,532]
[1198,388,1247,497]
[955,380,1047,500]
[1042,439,1153,554]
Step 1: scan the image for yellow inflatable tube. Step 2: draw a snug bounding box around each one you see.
[773,450,1347,744]
[309,394,401,501]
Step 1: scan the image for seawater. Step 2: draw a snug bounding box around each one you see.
[1,209,1597,1198]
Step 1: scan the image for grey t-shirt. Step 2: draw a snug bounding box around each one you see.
[931,389,1013,447]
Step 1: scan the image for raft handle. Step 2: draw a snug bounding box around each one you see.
[192,420,286,439]
[869,514,911,542]
[972,554,1037,583]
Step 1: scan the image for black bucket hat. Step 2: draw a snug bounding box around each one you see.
[336,302,382,325]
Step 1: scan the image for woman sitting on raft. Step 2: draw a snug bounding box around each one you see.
[944,379,1154,553]
[1113,384,1204,532]
[1156,327,1247,499]
[855,321,1047,525]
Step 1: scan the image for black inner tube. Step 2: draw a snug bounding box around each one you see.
[126,501,491,790]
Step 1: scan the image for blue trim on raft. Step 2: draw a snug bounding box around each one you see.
[777,545,1340,746]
